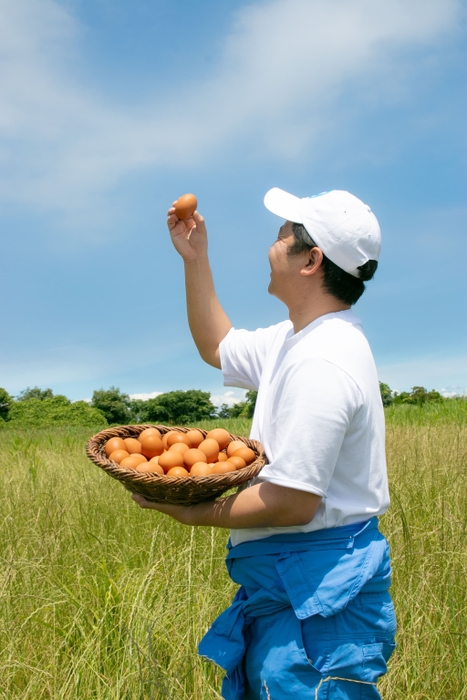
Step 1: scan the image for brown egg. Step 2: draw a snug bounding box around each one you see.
[162,431,177,449]
[105,437,126,456]
[159,450,185,473]
[169,442,190,455]
[138,427,162,443]
[174,193,197,220]
[183,448,208,469]
[140,434,164,459]
[231,447,256,465]
[120,454,147,469]
[185,429,204,447]
[167,432,191,447]
[108,449,130,464]
[206,428,231,450]
[190,462,213,477]
[227,440,247,457]
[226,456,247,470]
[135,462,164,474]
[148,456,160,465]
[166,466,190,477]
[217,451,229,462]
[212,461,236,474]
[198,438,219,463]
[124,438,143,455]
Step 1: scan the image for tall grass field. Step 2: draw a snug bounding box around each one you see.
[1,405,466,698]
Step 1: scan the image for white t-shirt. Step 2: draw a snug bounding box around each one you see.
[219,309,390,546]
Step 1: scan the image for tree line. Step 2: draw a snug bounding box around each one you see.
[0,383,461,429]
[378,384,448,407]
[0,386,258,428]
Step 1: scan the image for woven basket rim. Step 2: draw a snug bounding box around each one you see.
[85,424,267,504]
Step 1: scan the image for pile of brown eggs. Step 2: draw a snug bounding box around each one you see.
[104,428,256,478]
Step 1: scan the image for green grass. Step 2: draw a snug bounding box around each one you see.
[1,408,466,698]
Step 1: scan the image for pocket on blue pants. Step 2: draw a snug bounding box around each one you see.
[300,592,396,699]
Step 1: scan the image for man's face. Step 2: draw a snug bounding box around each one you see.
[268,221,306,302]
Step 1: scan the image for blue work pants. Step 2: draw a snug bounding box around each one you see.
[199,518,396,699]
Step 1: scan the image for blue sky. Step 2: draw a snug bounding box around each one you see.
[1,0,466,405]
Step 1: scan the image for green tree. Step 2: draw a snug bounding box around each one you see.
[409,386,429,405]
[392,391,409,404]
[17,386,54,401]
[244,390,258,418]
[128,398,150,423]
[144,390,216,425]
[217,403,233,419]
[221,390,258,418]
[379,382,394,407]
[226,402,246,418]
[91,387,132,425]
[0,388,12,421]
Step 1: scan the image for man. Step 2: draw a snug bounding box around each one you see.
[133,187,396,699]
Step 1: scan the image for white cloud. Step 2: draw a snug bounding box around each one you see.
[0,0,463,238]
[210,389,246,408]
[440,385,467,398]
[129,391,163,401]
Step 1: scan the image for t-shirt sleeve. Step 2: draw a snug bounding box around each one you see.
[220,324,286,391]
[258,357,363,497]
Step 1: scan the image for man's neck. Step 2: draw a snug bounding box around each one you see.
[288,295,351,334]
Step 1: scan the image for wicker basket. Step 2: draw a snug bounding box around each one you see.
[86,424,267,505]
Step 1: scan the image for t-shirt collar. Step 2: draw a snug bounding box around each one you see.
[285,309,361,346]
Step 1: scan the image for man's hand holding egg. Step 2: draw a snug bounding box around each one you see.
[174,193,197,220]
[167,193,207,262]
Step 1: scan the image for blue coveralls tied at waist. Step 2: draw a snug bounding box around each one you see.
[198,518,396,700]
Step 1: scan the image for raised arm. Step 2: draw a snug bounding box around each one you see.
[167,204,232,368]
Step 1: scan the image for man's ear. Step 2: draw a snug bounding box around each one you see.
[301,247,323,277]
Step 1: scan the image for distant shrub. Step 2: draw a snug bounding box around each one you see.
[8,396,107,428]
[65,401,108,428]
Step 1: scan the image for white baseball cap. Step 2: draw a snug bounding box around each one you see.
[263,188,381,278]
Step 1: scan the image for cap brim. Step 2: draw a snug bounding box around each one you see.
[263,188,303,224]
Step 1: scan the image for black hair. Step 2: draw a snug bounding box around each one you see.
[290,222,378,305]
